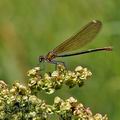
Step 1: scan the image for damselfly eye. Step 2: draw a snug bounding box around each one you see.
[39,56,44,62]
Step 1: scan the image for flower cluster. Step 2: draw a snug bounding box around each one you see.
[0,65,108,120]
[28,65,92,94]
[0,81,52,119]
[53,97,108,120]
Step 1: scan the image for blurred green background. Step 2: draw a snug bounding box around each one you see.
[0,0,120,119]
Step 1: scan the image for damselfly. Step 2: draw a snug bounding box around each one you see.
[39,20,112,67]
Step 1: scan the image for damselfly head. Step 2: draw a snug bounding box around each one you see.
[39,56,45,62]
